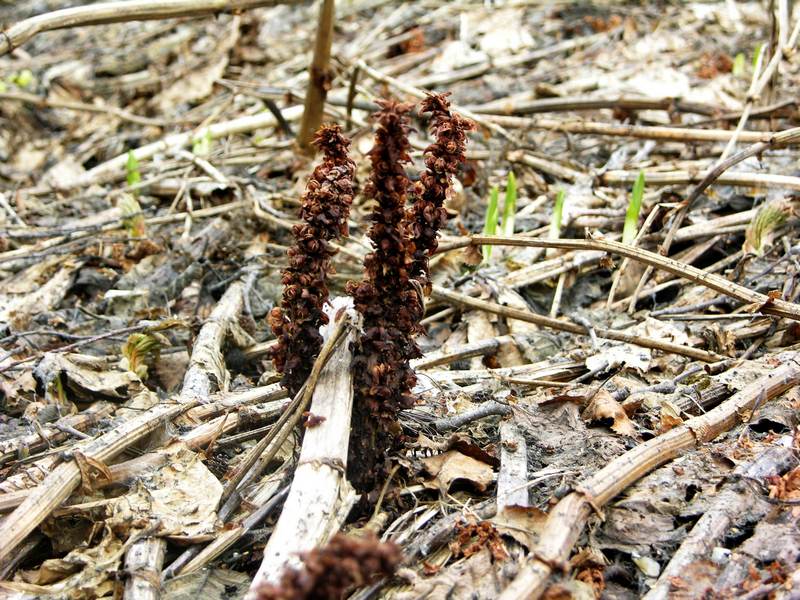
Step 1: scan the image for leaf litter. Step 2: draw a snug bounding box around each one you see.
[2,1,800,599]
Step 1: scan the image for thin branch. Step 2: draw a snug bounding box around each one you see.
[0,0,302,56]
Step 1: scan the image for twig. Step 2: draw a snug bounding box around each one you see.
[0,0,302,56]
[487,112,800,143]
[0,91,170,127]
[431,285,720,363]
[429,400,512,431]
[626,125,800,313]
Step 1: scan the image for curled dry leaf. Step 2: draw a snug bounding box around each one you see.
[12,529,124,596]
[582,389,637,437]
[490,505,547,551]
[420,449,495,493]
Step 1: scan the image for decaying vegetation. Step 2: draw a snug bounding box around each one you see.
[3,1,800,600]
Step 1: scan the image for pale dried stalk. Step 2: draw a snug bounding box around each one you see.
[498,357,800,600]
[625,120,800,313]
[0,401,115,466]
[411,334,521,370]
[246,306,359,597]
[498,422,529,511]
[643,435,797,600]
[0,453,168,514]
[0,0,302,56]
[296,0,336,154]
[166,315,351,581]
[124,538,166,600]
[0,401,188,563]
[439,236,800,322]
[0,91,168,127]
[73,106,304,189]
[431,285,719,362]
[602,168,800,191]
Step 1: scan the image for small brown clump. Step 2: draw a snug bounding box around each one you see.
[257,534,401,600]
[269,124,355,397]
[406,92,473,292]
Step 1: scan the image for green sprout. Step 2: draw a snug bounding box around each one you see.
[732,52,745,76]
[752,43,764,69]
[550,189,565,239]
[192,129,213,156]
[126,150,141,192]
[10,69,34,88]
[119,194,146,238]
[501,171,517,237]
[622,171,645,245]
[482,185,500,260]
[121,333,161,379]
[745,201,789,255]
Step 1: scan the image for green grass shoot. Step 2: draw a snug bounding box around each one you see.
[126,150,141,192]
[732,52,745,76]
[622,171,645,245]
[502,171,517,237]
[752,43,763,68]
[192,129,213,156]
[482,185,500,260]
[550,189,565,239]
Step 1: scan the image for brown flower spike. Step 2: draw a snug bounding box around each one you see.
[407,92,473,291]
[257,534,401,600]
[346,100,423,489]
[269,124,355,397]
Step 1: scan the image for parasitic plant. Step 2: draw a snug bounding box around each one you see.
[346,97,471,490]
[257,534,400,600]
[269,124,355,397]
[407,93,473,290]
[345,100,423,489]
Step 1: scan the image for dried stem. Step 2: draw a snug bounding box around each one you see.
[296,0,336,155]
[498,359,800,599]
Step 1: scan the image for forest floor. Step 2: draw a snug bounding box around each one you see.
[2,1,800,599]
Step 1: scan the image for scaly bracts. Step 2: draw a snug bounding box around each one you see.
[407,92,473,291]
[269,124,355,397]
[346,100,423,489]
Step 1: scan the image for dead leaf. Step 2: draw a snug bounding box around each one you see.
[420,450,495,493]
[35,352,140,402]
[108,443,222,538]
[16,528,124,596]
[490,505,547,550]
[73,452,113,493]
[582,390,637,437]
[658,399,684,434]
